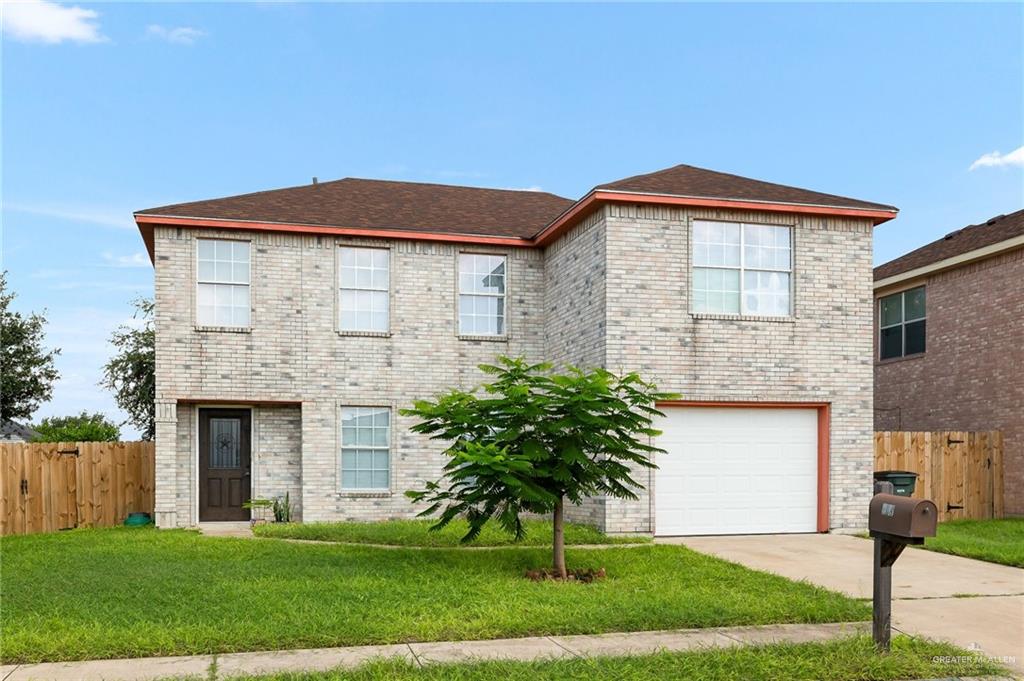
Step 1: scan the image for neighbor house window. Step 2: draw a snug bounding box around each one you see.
[459,253,506,335]
[340,407,390,490]
[197,239,250,327]
[879,286,926,360]
[339,247,389,332]
[692,221,792,317]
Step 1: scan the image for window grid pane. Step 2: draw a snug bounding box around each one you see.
[458,254,506,335]
[692,267,740,314]
[340,407,390,490]
[904,286,926,321]
[197,239,250,327]
[879,287,926,359]
[339,247,390,332]
[691,222,791,316]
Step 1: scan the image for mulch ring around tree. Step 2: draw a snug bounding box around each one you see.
[525,567,606,583]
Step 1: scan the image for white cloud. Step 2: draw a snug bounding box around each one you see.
[969,145,1024,171]
[145,24,204,45]
[4,202,136,229]
[101,251,150,268]
[1,0,106,44]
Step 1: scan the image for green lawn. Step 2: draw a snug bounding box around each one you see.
[0,527,868,664]
[200,637,1005,681]
[253,519,650,547]
[915,518,1024,567]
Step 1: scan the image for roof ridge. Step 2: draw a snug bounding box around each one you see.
[598,162,896,211]
[338,176,569,199]
[137,176,570,215]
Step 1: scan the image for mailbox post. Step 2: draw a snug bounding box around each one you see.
[868,493,938,651]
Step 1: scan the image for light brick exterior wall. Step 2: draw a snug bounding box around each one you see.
[596,205,876,532]
[154,227,545,527]
[542,211,608,528]
[874,247,1024,516]
[154,203,876,532]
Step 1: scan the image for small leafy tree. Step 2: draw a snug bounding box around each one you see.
[0,272,60,422]
[405,357,676,578]
[101,298,155,440]
[32,411,121,442]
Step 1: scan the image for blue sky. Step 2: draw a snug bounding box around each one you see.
[2,2,1022,436]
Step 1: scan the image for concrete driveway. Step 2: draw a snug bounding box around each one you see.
[661,533,1023,674]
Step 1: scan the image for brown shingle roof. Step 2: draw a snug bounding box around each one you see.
[875,209,1024,280]
[136,178,575,240]
[596,164,897,212]
[136,164,896,249]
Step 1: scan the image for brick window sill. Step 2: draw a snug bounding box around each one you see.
[194,325,252,334]
[337,490,392,498]
[876,353,926,366]
[690,313,796,324]
[337,330,392,339]
[458,334,509,343]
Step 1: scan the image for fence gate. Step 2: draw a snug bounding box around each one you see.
[0,441,155,536]
[874,431,1004,521]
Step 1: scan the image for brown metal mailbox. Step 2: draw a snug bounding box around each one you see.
[869,493,937,540]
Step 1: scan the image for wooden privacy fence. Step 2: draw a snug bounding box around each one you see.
[1,441,154,536]
[874,431,1004,521]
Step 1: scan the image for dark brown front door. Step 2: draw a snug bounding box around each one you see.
[199,408,251,521]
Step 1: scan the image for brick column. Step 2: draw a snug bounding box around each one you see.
[154,400,179,528]
[300,400,335,522]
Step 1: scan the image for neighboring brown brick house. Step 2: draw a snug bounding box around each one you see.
[874,209,1024,516]
[137,164,898,534]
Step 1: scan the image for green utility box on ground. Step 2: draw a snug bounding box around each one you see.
[873,470,919,497]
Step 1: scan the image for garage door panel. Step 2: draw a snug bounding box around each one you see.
[654,407,819,536]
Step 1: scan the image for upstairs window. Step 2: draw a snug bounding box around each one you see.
[339,247,390,332]
[459,253,506,336]
[197,239,250,327]
[692,221,792,317]
[879,286,926,359]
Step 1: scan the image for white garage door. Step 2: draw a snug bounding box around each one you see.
[654,407,819,536]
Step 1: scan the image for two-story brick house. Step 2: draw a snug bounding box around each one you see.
[874,209,1024,516]
[136,164,897,535]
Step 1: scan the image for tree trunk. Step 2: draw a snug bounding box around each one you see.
[553,497,567,579]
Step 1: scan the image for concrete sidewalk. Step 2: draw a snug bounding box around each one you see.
[666,533,1024,674]
[0,621,868,681]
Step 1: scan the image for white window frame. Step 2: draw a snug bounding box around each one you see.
[338,246,390,333]
[458,252,507,337]
[339,406,391,491]
[691,220,794,317]
[196,238,251,328]
[878,286,926,360]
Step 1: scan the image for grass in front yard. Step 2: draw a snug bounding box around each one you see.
[253,519,650,547]
[0,528,868,663]
[199,637,1006,681]
[915,518,1024,567]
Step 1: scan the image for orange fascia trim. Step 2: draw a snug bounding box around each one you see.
[655,400,831,533]
[137,191,896,262]
[534,191,897,246]
[135,214,533,260]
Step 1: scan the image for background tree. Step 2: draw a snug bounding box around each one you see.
[0,272,60,423]
[101,298,155,440]
[32,411,121,442]
[405,357,676,578]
